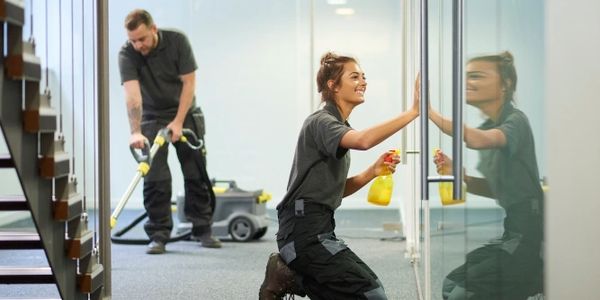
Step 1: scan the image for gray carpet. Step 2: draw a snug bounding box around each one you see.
[0,208,506,299]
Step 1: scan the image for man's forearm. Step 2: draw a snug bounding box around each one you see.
[174,74,196,125]
[123,80,144,134]
[174,88,193,124]
[127,98,142,134]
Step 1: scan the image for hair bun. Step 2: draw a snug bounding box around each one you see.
[320,52,338,66]
[500,51,514,64]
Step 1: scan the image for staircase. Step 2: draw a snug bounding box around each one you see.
[0,1,103,299]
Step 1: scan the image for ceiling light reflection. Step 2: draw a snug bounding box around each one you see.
[335,8,355,16]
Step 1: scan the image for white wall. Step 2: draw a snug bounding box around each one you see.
[546,0,600,298]
[108,0,407,209]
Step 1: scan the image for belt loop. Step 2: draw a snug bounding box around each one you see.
[295,199,305,217]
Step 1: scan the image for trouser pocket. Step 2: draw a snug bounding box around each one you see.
[191,107,206,138]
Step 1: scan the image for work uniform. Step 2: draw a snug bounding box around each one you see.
[118,29,215,244]
[276,101,388,300]
[443,102,544,300]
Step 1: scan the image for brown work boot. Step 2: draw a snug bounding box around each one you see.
[146,240,166,255]
[258,253,299,299]
[191,226,222,248]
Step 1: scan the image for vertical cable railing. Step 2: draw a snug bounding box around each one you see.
[45,0,110,296]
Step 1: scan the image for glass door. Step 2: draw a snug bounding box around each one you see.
[415,0,546,299]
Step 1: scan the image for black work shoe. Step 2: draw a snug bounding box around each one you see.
[259,253,297,299]
[191,233,222,248]
[146,240,166,254]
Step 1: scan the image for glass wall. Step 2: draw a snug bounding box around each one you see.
[423,0,546,299]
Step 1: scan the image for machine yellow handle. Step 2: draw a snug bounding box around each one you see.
[137,162,150,176]
[258,192,272,203]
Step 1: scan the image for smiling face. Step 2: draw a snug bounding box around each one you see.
[465,60,504,106]
[332,62,367,106]
[127,23,158,56]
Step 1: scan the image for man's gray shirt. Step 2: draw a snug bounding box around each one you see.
[118,29,197,118]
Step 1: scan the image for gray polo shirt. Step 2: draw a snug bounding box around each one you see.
[477,102,543,211]
[118,29,197,118]
[276,102,352,211]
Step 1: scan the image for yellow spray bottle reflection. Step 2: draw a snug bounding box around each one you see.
[434,148,466,205]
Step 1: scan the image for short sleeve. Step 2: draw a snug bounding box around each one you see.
[311,114,352,159]
[176,33,197,75]
[497,111,528,156]
[118,46,139,84]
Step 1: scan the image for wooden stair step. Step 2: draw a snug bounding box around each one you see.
[0,195,28,210]
[54,176,83,221]
[24,86,58,133]
[67,230,94,259]
[78,263,104,294]
[53,193,83,221]
[5,40,42,81]
[0,232,41,249]
[0,0,25,26]
[39,153,70,179]
[23,108,58,133]
[0,153,14,168]
[0,267,54,284]
[39,134,71,179]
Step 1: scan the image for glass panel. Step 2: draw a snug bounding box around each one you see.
[424,0,546,299]
[425,0,468,299]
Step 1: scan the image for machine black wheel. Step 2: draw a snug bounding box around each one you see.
[229,216,255,242]
[253,227,268,240]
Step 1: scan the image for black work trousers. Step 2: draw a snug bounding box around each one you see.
[141,107,215,243]
[442,206,543,300]
[276,200,388,300]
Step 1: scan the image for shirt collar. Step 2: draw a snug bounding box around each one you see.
[323,101,344,122]
[481,101,515,128]
[142,30,166,57]
[496,101,515,124]
[323,101,351,127]
[154,30,167,52]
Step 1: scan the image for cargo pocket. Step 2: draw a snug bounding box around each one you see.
[318,231,347,256]
[276,211,296,264]
[191,108,206,138]
[279,241,297,264]
[276,211,295,241]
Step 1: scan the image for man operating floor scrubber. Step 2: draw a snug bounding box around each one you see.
[117,9,220,254]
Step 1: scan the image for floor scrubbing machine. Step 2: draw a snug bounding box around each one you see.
[176,179,271,242]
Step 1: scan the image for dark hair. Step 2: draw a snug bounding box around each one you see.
[124,9,154,31]
[316,52,358,102]
[468,51,517,102]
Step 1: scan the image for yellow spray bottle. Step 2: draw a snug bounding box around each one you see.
[367,149,400,206]
[434,148,466,205]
